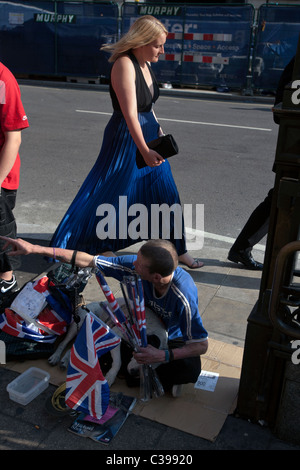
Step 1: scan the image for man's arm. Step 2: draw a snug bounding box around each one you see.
[0,131,21,185]
[170,339,208,360]
[0,236,94,268]
[133,339,208,365]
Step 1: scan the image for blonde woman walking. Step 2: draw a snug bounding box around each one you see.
[50,16,203,269]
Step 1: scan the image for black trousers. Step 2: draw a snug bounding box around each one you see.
[156,338,201,390]
[119,338,201,390]
[0,188,20,272]
[231,188,273,251]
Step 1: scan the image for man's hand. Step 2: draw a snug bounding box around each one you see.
[0,236,94,268]
[133,339,209,365]
[133,344,165,365]
[0,236,34,256]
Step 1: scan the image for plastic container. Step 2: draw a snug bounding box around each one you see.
[6,367,50,405]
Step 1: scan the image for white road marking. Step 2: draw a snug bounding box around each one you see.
[75,109,272,132]
[17,222,266,251]
[185,227,265,251]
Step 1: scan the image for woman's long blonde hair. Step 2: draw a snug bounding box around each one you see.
[101,15,168,63]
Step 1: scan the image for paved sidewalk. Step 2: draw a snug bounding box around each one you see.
[0,237,299,452]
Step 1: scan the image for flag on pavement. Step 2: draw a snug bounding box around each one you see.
[65,312,121,419]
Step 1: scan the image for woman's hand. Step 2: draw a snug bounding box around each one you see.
[143,148,165,168]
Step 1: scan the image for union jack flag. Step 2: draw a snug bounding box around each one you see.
[96,271,127,323]
[0,277,72,343]
[65,312,121,419]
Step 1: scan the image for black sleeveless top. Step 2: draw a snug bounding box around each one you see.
[109,52,160,113]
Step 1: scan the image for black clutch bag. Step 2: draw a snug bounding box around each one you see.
[136,134,179,169]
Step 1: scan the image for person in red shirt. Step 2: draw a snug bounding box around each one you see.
[0,62,29,300]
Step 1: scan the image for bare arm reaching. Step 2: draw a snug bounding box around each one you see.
[0,236,94,268]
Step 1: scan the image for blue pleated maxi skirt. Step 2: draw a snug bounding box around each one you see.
[50,110,187,256]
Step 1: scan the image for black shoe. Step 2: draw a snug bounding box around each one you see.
[228,248,263,270]
[0,274,19,298]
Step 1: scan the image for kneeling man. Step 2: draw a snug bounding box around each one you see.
[1,237,208,396]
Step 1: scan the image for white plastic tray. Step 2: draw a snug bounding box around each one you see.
[7,367,50,405]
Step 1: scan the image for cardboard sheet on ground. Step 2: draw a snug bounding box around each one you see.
[4,338,243,442]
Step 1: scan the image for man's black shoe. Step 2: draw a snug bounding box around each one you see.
[228,248,263,270]
[0,274,19,297]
